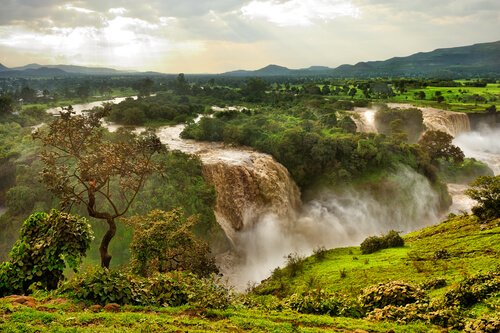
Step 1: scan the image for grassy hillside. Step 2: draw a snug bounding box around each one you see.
[255,214,499,297]
[1,213,498,332]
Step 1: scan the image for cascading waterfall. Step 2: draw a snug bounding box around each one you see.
[353,104,471,137]
[386,103,471,137]
[351,108,378,133]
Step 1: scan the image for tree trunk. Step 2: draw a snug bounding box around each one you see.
[99,218,116,268]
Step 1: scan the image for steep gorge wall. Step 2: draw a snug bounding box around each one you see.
[201,153,301,243]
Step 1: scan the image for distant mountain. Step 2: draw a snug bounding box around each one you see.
[224,64,293,77]
[333,40,500,77]
[221,40,500,78]
[0,63,8,71]
[0,67,70,77]
[11,63,132,75]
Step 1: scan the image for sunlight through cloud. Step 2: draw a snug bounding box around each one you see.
[241,0,360,27]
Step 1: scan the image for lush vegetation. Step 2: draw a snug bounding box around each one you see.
[0,212,498,332]
[0,74,499,332]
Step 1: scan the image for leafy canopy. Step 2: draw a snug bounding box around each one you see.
[126,209,218,278]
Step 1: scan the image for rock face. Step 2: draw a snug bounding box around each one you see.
[156,125,301,244]
[386,103,471,137]
[202,153,301,242]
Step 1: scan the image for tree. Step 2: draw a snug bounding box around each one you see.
[137,78,154,96]
[241,78,268,102]
[126,209,218,277]
[465,175,500,221]
[418,130,464,165]
[174,74,189,95]
[0,95,14,115]
[33,108,164,268]
[0,210,93,295]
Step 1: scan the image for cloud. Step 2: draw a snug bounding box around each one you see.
[241,0,360,27]
[108,7,128,15]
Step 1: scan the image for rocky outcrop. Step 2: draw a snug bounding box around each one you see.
[202,153,301,242]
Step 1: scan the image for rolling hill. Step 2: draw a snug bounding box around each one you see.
[221,40,500,78]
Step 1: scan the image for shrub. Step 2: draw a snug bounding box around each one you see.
[359,281,427,311]
[0,210,93,296]
[360,236,385,254]
[421,278,447,290]
[61,268,143,305]
[360,230,404,254]
[384,230,405,248]
[465,175,500,221]
[443,270,500,308]
[61,269,232,309]
[126,209,218,278]
[368,303,463,329]
[313,246,327,261]
[464,315,500,333]
[284,253,305,277]
[286,289,362,317]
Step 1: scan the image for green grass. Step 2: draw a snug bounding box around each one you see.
[0,297,446,332]
[389,84,500,112]
[255,214,499,300]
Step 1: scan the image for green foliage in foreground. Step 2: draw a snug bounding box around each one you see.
[0,210,93,296]
[61,268,231,309]
[1,214,499,332]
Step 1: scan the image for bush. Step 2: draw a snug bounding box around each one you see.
[61,267,143,305]
[286,289,362,317]
[0,210,93,296]
[359,281,427,311]
[421,278,447,290]
[368,303,463,329]
[384,230,405,248]
[465,175,500,221]
[443,270,500,308]
[465,315,500,333]
[61,269,232,309]
[360,230,405,254]
[284,252,305,277]
[126,209,218,278]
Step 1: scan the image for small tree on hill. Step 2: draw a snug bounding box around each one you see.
[33,107,164,268]
[126,209,218,277]
[465,175,500,221]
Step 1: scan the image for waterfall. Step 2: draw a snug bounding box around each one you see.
[351,108,378,133]
[386,103,471,137]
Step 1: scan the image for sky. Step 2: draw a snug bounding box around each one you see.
[0,0,499,73]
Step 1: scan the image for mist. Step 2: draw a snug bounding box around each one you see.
[454,125,500,175]
[220,166,441,290]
